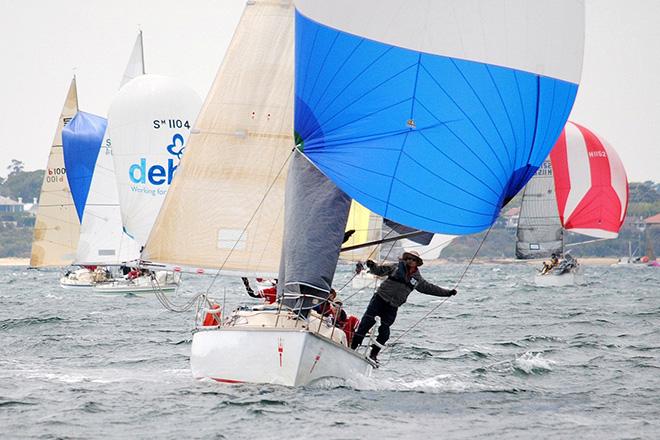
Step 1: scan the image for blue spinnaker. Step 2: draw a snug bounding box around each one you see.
[294,10,581,235]
[62,111,107,223]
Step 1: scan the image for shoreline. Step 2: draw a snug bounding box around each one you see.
[0,258,30,267]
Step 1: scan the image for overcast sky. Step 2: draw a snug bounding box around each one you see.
[0,0,658,182]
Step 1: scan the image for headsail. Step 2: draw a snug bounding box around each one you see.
[30,78,80,267]
[515,159,563,259]
[62,111,106,223]
[293,0,585,235]
[141,1,294,276]
[550,122,628,239]
[109,74,201,247]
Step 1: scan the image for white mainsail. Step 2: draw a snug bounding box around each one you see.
[109,74,201,248]
[121,31,145,87]
[30,78,80,267]
[74,34,146,265]
[142,1,294,276]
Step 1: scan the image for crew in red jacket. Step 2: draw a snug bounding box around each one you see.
[241,277,277,304]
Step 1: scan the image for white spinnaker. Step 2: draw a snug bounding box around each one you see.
[295,0,584,84]
[142,1,294,276]
[75,34,145,265]
[121,31,145,88]
[30,78,80,267]
[401,234,455,260]
[74,137,141,265]
[109,74,201,247]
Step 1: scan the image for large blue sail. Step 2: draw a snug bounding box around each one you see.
[62,111,107,223]
[294,0,585,235]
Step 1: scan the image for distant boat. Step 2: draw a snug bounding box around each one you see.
[30,78,81,269]
[517,121,629,286]
[60,33,146,289]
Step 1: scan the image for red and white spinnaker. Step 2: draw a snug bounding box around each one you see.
[550,122,629,239]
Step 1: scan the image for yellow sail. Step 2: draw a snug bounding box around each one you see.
[341,200,382,262]
[30,78,80,267]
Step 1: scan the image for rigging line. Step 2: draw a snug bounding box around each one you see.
[204,149,295,295]
[383,223,494,355]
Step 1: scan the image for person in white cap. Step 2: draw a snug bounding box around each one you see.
[350,250,456,362]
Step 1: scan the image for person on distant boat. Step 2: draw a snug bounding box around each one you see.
[241,277,277,304]
[127,267,141,280]
[350,250,456,362]
[541,253,560,275]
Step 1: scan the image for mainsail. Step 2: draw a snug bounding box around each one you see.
[550,121,628,239]
[109,74,201,247]
[30,78,80,267]
[142,1,294,276]
[62,111,106,223]
[75,34,146,265]
[515,159,563,259]
[279,0,585,303]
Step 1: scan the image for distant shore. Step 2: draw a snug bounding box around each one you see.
[0,258,29,266]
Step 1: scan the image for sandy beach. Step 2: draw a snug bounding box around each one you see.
[0,258,30,267]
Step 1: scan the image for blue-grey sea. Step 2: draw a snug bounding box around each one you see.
[1,262,658,439]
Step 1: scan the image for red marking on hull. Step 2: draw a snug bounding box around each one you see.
[212,378,244,384]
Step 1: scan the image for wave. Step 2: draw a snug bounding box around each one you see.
[0,316,64,330]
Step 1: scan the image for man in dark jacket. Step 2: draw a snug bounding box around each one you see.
[350,251,456,361]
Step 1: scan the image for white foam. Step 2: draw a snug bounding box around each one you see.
[514,352,556,373]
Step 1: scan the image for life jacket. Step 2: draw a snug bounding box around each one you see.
[202,304,221,326]
[261,286,277,304]
[387,261,417,289]
[342,316,360,346]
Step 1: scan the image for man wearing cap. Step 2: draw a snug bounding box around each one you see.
[350,250,456,362]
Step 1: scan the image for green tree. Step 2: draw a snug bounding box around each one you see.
[0,169,44,202]
[7,159,25,175]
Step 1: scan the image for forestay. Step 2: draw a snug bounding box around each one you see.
[109,74,201,247]
[62,111,106,223]
[550,122,628,239]
[142,1,294,276]
[30,78,80,267]
[515,159,563,259]
[293,0,585,235]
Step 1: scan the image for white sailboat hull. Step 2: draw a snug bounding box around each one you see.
[92,271,178,294]
[191,327,373,386]
[534,269,584,287]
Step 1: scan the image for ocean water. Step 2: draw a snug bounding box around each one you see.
[1,263,658,439]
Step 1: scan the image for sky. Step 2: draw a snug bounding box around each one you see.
[0,0,658,182]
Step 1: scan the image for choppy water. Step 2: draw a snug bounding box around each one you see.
[1,263,658,439]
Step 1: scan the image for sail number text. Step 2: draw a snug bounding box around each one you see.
[153,119,191,129]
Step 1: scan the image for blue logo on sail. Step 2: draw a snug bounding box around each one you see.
[129,134,184,185]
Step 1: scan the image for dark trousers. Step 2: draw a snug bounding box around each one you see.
[351,294,398,349]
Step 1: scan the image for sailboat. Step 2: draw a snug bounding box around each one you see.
[58,110,109,288]
[516,121,629,286]
[30,78,82,271]
[145,0,585,385]
[59,33,145,289]
[91,33,201,294]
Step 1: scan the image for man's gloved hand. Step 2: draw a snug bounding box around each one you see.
[449,289,457,296]
[366,259,376,269]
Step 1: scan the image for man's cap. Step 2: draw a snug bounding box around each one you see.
[401,250,423,266]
